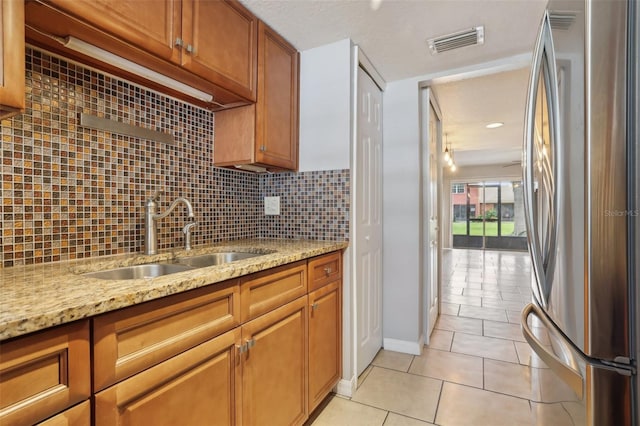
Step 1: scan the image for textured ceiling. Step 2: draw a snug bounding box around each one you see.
[239,0,547,168]
[432,67,531,166]
[239,0,546,81]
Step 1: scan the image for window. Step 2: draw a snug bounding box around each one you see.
[452,183,465,194]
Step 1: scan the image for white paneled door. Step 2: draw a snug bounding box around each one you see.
[355,67,383,375]
[421,87,441,343]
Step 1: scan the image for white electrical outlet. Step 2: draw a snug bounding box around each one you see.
[264,196,281,215]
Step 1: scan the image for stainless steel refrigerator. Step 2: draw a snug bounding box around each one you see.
[521,0,639,424]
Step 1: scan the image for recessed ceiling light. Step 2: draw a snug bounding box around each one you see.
[486,122,504,129]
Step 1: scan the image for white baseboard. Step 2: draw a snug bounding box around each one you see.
[336,375,357,398]
[383,335,424,355]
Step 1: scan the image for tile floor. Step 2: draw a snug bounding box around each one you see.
[309,248,583,426]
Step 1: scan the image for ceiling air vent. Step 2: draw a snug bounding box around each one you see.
[427,26,484,55]
[549,11,576,30]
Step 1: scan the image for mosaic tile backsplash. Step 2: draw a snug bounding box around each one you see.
[1,47,349,267]
[260,170,350,241]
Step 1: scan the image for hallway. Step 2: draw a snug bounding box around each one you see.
[310,249,580,425]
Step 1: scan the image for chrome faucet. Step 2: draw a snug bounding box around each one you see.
[144,191,197,255]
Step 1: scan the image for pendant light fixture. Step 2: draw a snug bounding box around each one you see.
[444,134,457,172]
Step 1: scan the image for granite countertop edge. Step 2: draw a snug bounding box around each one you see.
[0,239,349,341]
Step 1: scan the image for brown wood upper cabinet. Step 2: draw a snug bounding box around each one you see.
[214,21,299,171]
[0,0,25,119]
[25,0,257,104]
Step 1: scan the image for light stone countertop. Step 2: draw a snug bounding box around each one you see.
[0,239,348,341]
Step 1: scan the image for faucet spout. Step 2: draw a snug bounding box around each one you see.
[144,194,196,255]
[152,197,195,221]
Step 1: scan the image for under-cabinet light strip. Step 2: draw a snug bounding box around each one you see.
[62,36,214,103]
[25,25,215,103]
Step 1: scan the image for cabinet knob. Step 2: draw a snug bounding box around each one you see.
[311,302,319,311]
[186,44,194,54]
[260,145,266,152]
[324,266,332,276]
[175,37,184,47]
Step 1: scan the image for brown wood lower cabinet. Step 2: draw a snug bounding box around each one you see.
[241,295,308,426]
[0,320,90,426]
[308,280,342,412]
[95,327,241,426]
[1,250,344,425]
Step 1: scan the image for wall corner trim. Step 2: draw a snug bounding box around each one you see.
[383,336,424,356]
[336,375,358,398]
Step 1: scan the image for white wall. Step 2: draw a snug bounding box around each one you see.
[381,76,425,348]
[298,39,352,172]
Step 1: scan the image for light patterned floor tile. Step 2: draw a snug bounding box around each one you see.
[352,367,442,423]
[459,305,508,322]
[484,358,579,403]
[442,294,482,307]
[435,314,483,335]
[383,413,434,426]
[451,332,519,363]
[440,302,460,316]
[435,382,533,426]
[311,396,387,426]
[409,348,483,388]
[425,328,453,351]
[372,349,414,372]
[484,320,526,342]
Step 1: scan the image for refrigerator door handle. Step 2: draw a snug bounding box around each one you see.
[522,303,584,399]
[523,14,548,306]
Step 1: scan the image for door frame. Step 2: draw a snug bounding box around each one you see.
[418,85,443,344]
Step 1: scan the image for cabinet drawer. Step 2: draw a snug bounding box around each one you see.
[240,260,307,322]
[93,280,240,391]
[308,252,342,292]
[95,328,241,426]
[38,400,90,426]
[0,321,90,426]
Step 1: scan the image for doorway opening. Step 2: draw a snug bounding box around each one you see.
[451,180,528,251]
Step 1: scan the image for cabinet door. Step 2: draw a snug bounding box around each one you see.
[95,328,241,426]
[255,21,299,170]
[45,0,181,63]
[0,0,25,118]
[182,0,257,101]
[241,296,308,426]
[308,281,342,412]
[0,321,90,426]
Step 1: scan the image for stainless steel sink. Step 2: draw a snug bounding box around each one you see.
[175,252,263,268]
[83,263,194,280]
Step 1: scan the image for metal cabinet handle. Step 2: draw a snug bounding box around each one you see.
[175,37,184,48]
[237,338,256,355]
[186,44,194,54]
[311,302,319,311]
[323,266,332,276]
[260,145,266,152]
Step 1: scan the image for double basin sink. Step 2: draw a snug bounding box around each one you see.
[83,251,265,280]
